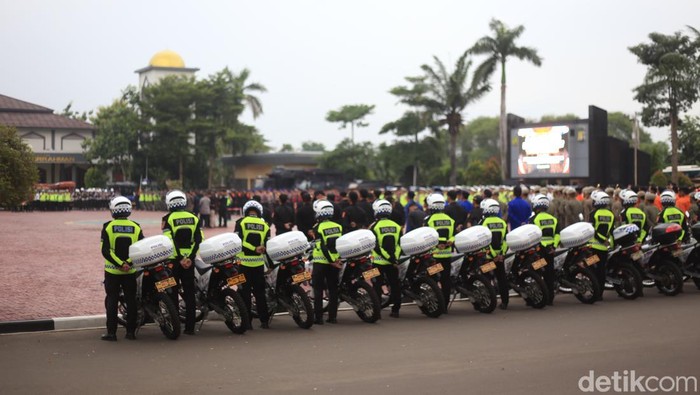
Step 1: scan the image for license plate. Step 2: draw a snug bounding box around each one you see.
[480,261,496,273]
[362,268,380,280]
[585,255,600,266]
[672,249,683,257]
[427,263,444,275]
[292,271,312,284]
[227,273,246,286]
[631,251,643,261]
[155,277,177,292]
[532,258,548,270]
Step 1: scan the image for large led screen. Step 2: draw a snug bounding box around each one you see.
[509,123,589,179]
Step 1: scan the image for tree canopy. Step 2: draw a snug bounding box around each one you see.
[0,125,38,208]
[325,104,375,144]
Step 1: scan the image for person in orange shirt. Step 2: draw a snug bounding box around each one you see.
[676,186,692,214]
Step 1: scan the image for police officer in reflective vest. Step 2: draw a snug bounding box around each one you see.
[589,190,614,300]
[100,196,144,341]
[479,199,510,309]
[369,199,402,318]
[657,190,690,242]
[311,200,343,324]
[235,200,271,329]
[424,193,455,312]
[162,190,202,335]
[530,194,560,305]
[619,189,648,244]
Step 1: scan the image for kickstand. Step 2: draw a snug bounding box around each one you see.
[447,292,457,311]
[198,310,209,332]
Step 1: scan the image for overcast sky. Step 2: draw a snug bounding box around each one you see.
[2,0,699,150]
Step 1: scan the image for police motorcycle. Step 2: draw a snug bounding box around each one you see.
[377,227,446,318]
[601,224,645,299]
[329,229,383,323]
[179,233,249,334]
[676,223,700,290]
[448,225,498,313]
[503,224,549,309]
[550,222,601,304]
[118,235,181,340]
[637,223,685,296]
[250,231,314,329]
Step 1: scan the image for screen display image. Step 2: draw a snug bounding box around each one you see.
[515,125,570,176]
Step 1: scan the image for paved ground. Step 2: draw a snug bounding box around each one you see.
[1,287,699,394]
[0,210,234,321]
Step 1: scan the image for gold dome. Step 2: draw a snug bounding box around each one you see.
[149,50,185,68]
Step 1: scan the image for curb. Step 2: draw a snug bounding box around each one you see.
[0,315,106,334]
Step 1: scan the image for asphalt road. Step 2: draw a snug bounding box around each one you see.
[1,286,699,395]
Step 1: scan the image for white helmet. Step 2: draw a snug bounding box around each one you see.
[532,194,550,210]
[426,193,445,212]
[481,198,500,216]
[591,190,610,208]
[660,190,676,207]
[372,199,392,218]
[109,196,132,218]
[620,189,638,206]
[314,200,334,219]
[243,200,263,216]
[165,190,187,211]
[694,192,700,202]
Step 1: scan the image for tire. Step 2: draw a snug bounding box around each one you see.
[178,289,205,324]
[517,270,547,309]
[289,285,314,329]
[221,288,249,334]
[569,266,601,304]
[693,277,700,290]
[612,262,643,300]
[654,260,684,296]
[153,293,181,340]
[413,277,445,318]
[464,275,497,313]
[351,281,381,323]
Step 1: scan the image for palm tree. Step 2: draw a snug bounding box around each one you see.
[391,52,491,185]
[471,18,542,182]
[234,68,267,119]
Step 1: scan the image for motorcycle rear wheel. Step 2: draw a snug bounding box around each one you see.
[570,266,600,304]
[154,293,181,340]
[464,274,497,313]
[351,281,381,323]
[413,277,445,318]
[517,270,547,309]
[289,285,314,329]
[654,260,684,296]
[612,262,643,300]
[222,288,249,334]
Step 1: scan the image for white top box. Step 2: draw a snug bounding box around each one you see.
[506,224,542,252]
[336,229,376,259]
[199,233,242,265]
[454,225,492,253]
[129,235,174,268]
[266,231,310,262]
[559,222,595,249]
[400,227,439,256]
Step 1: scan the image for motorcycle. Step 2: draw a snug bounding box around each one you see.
[677,222,700,289]
[602,224,645,299]
[180,233,249,334]
[503,224,549,309]
[252,231,315,329]
[376,227,445,318]
[550,222,601,304]
[118,235,181,340]
[637,223,685,296]
[449,225,498,313]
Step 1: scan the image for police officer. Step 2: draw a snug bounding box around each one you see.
[424,193,455,312]
[311,200,343,324]
[235,200,271,329]
[589,191,614,301]
[369,199,402,318]
[479,199,509,309]
[657,190,690,242]
[619,189,648,244]
[100,196,143,341]
[530,194,559,305]
[162,190,202,335]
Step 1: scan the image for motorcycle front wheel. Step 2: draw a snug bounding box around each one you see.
[221,288,249,334]
[413,277,445,318]
[351,281,381,323]
[153,293,181,340]
[517,270,547,309]
[464,274,497,313]
[289,285,314,329]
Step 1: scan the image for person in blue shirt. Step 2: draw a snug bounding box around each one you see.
[506,185,532,231]
[459,190,473,215]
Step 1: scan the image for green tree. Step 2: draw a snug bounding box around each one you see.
[459,116,500,168]
[679,115,700,166]
[84,166,108,188]
[629,30,700,184]
[301,141,325,151]
[0,125,38,207]
[390,51,491,185]
[279,144,294,152]
[650,169,668,187]
[60,102,93,121]
[471,18,543,182]
[319,138,376,181]
[325,104,375,144]
[380,111,435,185]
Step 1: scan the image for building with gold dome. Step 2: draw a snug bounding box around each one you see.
[134,50,199,90]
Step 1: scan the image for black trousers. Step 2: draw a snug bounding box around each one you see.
[435,257,452,308]
[312,263,339,320]
[172,262,196,332]
[493,258,509,305]
[375,264,401,312]
[218,211,227,227]
[540,247,556,304]
[592,250,608,299]
[104,272,137,334]
[240,265,270,324]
